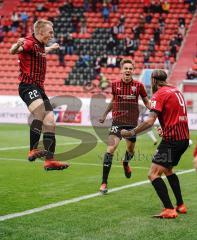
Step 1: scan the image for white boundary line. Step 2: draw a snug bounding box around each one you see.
[0,157,149,169]
[0,143,78,151]
[0,140,103,151]
[0,168,195,222]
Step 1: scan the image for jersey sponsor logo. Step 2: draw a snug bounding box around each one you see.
[118,95,136,99]
[36,52,46,57]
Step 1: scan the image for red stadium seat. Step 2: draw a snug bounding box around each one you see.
[0,0,194,97]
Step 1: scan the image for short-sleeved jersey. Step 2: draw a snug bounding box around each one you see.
[112,79,147,125]
[150,86,189,141]
[18,34,46,89]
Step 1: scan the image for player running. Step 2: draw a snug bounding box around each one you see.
[99,59,150,194]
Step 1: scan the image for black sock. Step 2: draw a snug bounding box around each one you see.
[43,132,56,159]
[30,119,43,150]
[123,151,134,166]
[167,173,183,206]
[152,178,174,209]
[102,153,113,184]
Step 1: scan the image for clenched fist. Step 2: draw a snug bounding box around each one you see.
[16,38,25,47]
[120,129,134,138]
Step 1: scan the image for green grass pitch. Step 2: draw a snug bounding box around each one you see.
[0,124,197,240]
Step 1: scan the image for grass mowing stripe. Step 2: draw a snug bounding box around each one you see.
[0,168,195,222]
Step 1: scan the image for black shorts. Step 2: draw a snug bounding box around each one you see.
[18,82,53,111]
[109,124,136,142]
[152,139,189,168]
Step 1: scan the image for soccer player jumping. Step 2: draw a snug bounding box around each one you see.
[99,59,150,194]
[121,70,189,218]
[10,19,69,171]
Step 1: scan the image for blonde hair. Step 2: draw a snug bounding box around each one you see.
[34,19,53,35]
[120,59,135,69]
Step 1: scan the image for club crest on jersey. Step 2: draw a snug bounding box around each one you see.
[131,86,136,93]
[151,100,156,108]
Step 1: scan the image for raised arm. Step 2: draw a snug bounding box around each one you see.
[45,43,60,54]
[9,38,24,54]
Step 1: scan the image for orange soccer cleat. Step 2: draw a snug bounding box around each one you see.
[44,159,70,171]
[28,149,48,161]
[176,204,187,214]
[153,208,178,219]
[122,162,132,178]
[100,183,108,194]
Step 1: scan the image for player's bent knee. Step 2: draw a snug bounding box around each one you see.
[148,168,159,181]
[43,118,55,126]
[43,119,55,128]
[148,173,157,181]
[164,168,173,176]
[148,170,162,181]
[107,146,116,154]
[43,114,55,132]
[32,111,46,121]
[43,112,55,124]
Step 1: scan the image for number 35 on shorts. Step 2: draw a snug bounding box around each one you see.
[110,126,119,133]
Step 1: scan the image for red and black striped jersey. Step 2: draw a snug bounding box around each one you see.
[18,34,46,89]
[112,79,147,125]
[150,86,189,141]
